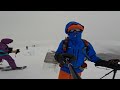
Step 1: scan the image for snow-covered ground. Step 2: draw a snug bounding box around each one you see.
[0,46,59,79]
[0,43,120,79]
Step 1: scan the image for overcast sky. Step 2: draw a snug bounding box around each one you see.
[0,11,120,47]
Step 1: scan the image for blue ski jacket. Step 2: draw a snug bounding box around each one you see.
[55,21,101,74]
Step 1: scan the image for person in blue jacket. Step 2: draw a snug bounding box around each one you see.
[54,21,120,79]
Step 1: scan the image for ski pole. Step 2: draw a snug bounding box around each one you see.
[65,58,81,79]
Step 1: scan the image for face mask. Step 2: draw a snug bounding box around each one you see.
[68,31,82,40]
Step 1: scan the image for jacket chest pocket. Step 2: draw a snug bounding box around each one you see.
[67,47,82,57]
[66,47,73,53]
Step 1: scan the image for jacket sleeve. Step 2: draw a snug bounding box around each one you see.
[55,40,64,54]
[54,40,64,63]
[86,42,101,63]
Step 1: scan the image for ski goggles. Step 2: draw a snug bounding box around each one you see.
[68,29,82,33]
[67,24,84,33]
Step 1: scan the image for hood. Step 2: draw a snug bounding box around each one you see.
[1,38,13,44]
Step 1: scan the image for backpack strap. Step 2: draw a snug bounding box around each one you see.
[81,39,89,69]
[82,39,89,52]
[82,39,92,61]
[82,39,89,47]
[62,37,69,53]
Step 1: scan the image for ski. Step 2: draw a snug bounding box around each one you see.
[1,66,27,71]
[0,66,11,69]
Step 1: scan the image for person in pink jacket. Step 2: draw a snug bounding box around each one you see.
[0,38,20,69]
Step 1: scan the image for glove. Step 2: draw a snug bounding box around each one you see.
[8,47,13,53]
[54,54,65,65]
[108,59,120,64]
[54,53,76,66]
[95,60,110,67]
[15,49,20,54]
[95,59,120,70]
